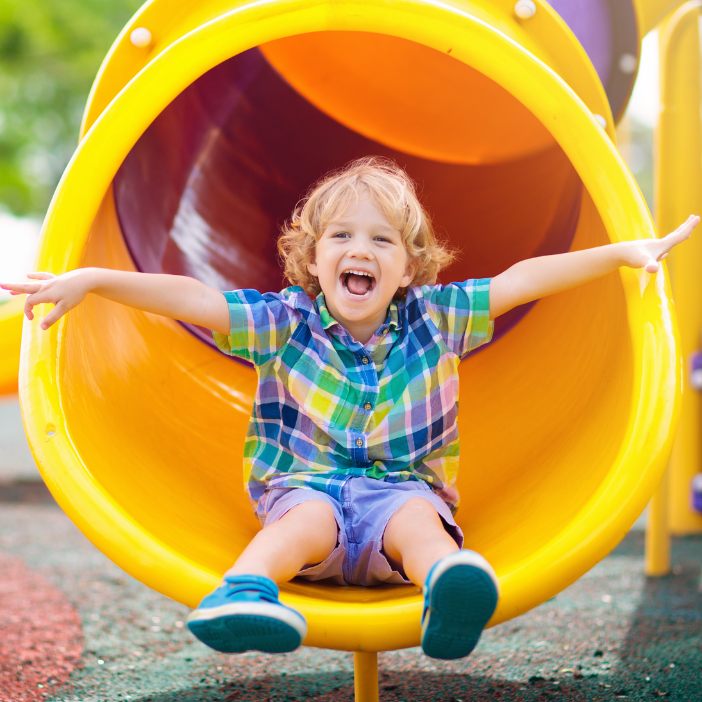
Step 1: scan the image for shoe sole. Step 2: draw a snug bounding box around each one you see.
[422,551,499,660]
[187,602,307,654]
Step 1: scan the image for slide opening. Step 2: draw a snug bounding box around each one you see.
[113,35,584,349]
[63,33,632,600]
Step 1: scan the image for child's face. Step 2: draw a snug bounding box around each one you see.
[308,195,415,340]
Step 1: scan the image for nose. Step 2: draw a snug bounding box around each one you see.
[347,233,374,260]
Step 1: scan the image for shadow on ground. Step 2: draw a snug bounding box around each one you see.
[123,671,621,702]
[125,665,697,702]
[127,533,702,702]
[611,532,702,701]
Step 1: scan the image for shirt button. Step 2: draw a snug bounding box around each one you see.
[355,438,363,447]
[361,356,369,364]
[364,402,372,411]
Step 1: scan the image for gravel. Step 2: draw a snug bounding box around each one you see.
[1,504,700,701]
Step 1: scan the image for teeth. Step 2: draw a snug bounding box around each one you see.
[344,270,373,278]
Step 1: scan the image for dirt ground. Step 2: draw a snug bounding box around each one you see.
[1,489,700,702]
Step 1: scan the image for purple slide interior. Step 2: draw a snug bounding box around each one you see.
[114,48,582,359]
[549,0,614,85]
[549,0,639,120]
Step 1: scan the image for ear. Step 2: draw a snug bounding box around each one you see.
[307,261,318,277]
[399,258,417,288]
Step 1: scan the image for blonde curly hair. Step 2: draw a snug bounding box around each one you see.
[278,156,456,298]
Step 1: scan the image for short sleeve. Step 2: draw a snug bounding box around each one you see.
[212,289,298,366]
[421,278,494,358]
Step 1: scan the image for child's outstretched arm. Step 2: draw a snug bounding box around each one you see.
[489,215,700,319]
[0,268,231,333]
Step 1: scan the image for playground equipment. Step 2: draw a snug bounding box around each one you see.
[0,0,677,397]
[13,0,695,698]
[0,298,23,395]
[657,0,702,537]
[645,0,702,576]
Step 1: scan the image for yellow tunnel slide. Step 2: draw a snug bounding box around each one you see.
[19,0,681,652]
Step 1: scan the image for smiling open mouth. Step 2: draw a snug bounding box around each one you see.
[342,270,376,298]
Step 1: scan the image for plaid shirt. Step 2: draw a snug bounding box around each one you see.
[214,280,493,515]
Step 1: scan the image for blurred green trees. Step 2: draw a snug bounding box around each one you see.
[0,0,142,216]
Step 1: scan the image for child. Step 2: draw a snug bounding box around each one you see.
[2,157,697,661]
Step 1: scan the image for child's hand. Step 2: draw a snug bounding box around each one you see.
[622,215,699,273]
[0,270,93,329]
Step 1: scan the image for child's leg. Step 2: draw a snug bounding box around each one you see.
[187,497,338,655]
[224,499,338,583]
[382,496,459,586]
[383,496,498,661]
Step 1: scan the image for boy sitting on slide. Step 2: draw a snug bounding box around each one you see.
[2,157,696,660]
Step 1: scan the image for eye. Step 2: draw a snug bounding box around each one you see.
[374,235,393,244]
[332,231,350,239]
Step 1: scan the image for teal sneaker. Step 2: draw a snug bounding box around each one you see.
[421,550,499,660]
[186,575,306,654]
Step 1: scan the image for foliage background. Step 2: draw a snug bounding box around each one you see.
[0,0,141,216]
[0,0,655,220]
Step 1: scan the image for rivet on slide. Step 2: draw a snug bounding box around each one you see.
[514,0,537,19]
[130,27,152,48]
[619,53,638,74]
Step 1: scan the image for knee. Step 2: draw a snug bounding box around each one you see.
[285,498,337,529]
[397,497,441,523]
[387,497,442,539]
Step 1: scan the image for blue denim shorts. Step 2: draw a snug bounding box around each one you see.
[257,476,463,586]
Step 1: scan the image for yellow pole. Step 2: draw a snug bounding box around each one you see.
[615,114,633,163]
[646,2,702,574]
[354,652,379,702]
[645,468,671,574]
[656,1,702,540]
[636,0,693,35]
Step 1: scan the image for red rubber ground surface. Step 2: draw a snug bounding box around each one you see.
[0,502,700,701]
[0,551,83,702]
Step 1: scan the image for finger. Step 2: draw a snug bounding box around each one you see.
[667,215,700,244]
[657,252,669,261]
[23,296,34,321]
[26,272,55,280]
[39,304,66,330]
[675,214,699,229]
[670,215,697,237]
[644,259,659,274]
[0,282,43,294]
[659,226,695,257]
[25,288,55,308]
[23,288,54,321]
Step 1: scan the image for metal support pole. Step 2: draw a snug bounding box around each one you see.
[656,1,702,541]
[354,651,379,702]
[646,467,671,574]
[638,0,696,35]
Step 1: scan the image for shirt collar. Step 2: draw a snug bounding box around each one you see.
[316,293,339,330]
[386,299,402,331]
[315,293,403,333]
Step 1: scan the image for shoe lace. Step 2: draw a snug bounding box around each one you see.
[224,578,279,604]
